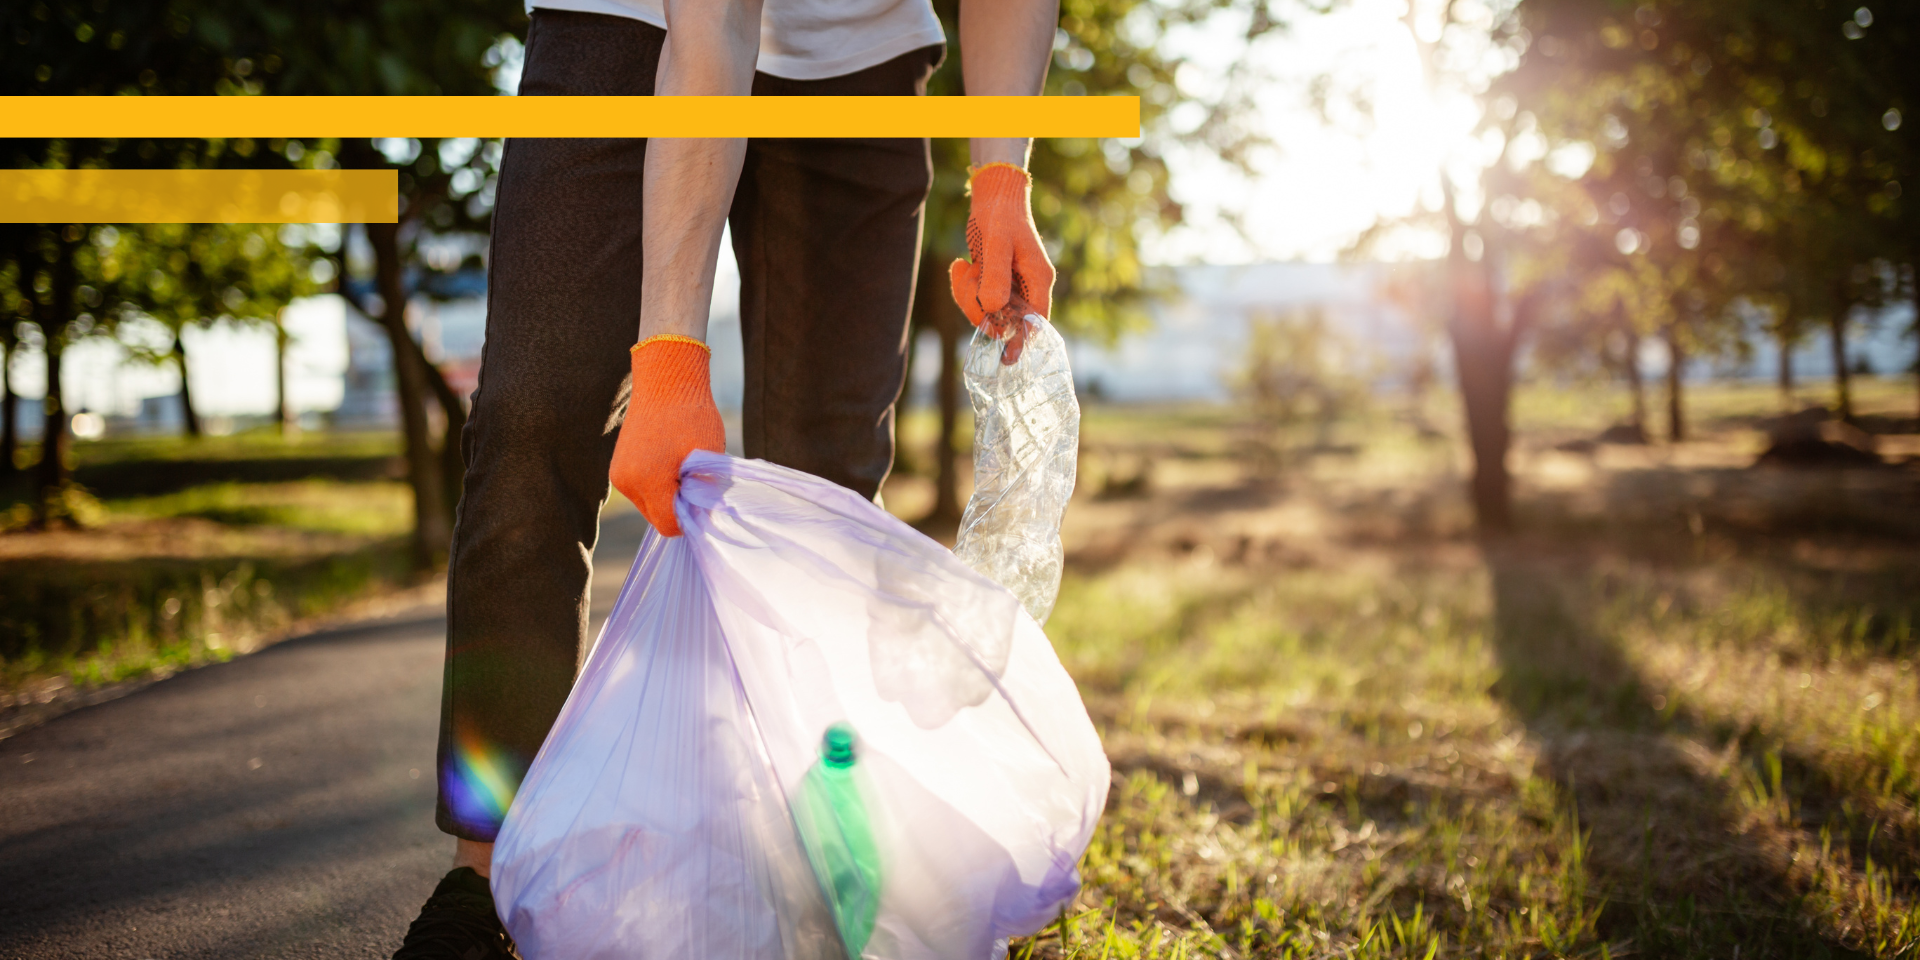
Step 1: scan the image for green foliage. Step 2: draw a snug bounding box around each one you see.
[1237,306,1374,445]
[0,0,520,97]
[92,223,318,358]
[0,0,523,288]
[2,0,520,545]
[1329,0,1911,529]
[1503,0,1915,365]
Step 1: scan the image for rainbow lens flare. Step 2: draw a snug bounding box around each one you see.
[443,727,522,833]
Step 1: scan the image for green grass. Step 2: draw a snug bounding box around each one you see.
[108,479,411,536]
[1506,373,1917,439]
[4,428,405,507]
[0,543,414,691]
[2,472,416,696]
[1005,379,1920,958]
[64,426,401,468]
[1024,558,1918,958]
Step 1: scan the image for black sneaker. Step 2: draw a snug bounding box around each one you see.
[392,867,519,960]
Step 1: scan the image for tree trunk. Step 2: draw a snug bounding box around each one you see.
[1451,353,1512,534]
[36,339,67,524]
[334,244,467,528]
[1911,261,1919,422]
[33,234,77,528]
[922,258,965,534]
[1,327,17,478]
[8,259,36,480]
[173,332,203,438]
[1446,260,1515,535]
[367,221,449,568]
[1623,327,1646,435]
[1775,321,1794,403]
[1664,323,1686,443]
[329,249,466,514]
[392,316,469,527]
[275,316,297,437]
[1829,301,1853,422]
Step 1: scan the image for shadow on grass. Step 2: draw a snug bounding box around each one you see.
[1485,545,1875,959]
[1520,460,1920,556]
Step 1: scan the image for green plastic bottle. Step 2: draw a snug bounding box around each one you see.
[791,724,883,959]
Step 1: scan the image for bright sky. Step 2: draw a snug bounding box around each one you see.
[1149,0,1478,263]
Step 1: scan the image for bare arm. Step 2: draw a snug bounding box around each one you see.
[959,0,1059,168]
[637,0,765,343]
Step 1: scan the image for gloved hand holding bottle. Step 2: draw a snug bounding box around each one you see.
[608,335,726,537]
[949,162,1055,359]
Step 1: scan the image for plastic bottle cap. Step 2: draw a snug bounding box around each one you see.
[822,724,857,768]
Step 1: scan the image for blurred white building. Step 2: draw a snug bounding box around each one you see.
[1071,262,1427,403]
[4,297,349,440]
[905,262,1431,406]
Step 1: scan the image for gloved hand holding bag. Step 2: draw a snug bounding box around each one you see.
[608,334,726,537]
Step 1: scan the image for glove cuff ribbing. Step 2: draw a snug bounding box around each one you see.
[630,337,714,407]
[967,163,1030,199]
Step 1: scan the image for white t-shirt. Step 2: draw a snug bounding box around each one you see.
[528,0,945,81]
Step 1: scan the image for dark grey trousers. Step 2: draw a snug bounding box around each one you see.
[436,9,941,841]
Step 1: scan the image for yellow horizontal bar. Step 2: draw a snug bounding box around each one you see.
[0,170,399,223]
[5,96,1140,138]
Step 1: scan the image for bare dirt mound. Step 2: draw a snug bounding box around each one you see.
[1755,407,1886,468]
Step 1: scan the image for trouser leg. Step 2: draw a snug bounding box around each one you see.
[435,10,664,842]
[730,46,944,500]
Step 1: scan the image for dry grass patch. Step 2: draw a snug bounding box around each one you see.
[1003,382,1920,958]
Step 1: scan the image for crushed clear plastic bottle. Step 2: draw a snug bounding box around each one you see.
[953,308,1080,625]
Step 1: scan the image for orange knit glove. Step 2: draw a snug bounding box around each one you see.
[949,163,1055,334]
[609,335,725,537]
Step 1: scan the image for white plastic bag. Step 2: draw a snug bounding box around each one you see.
[953,312,1080,625]
[491,451,1110,960]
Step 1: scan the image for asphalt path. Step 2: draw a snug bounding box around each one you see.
[0,508,653,959]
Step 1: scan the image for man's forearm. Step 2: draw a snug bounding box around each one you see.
[637,137,746,343]
[960,0,1058,168]
[638,0,764,343]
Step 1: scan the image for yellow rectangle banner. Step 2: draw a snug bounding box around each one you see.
[6,96,1140,138]
[0,170,399,223]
